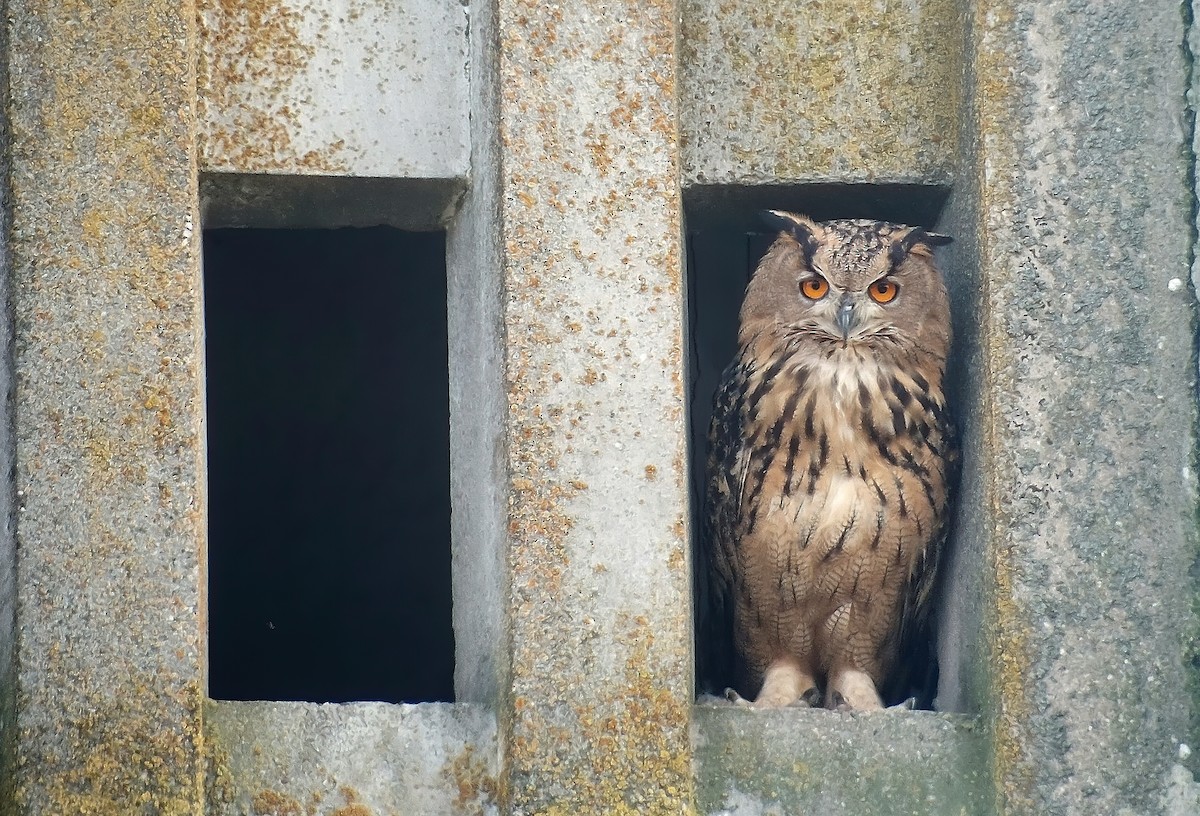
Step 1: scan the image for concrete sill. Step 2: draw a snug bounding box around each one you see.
[692,704,990,816]
[205,700,499,814]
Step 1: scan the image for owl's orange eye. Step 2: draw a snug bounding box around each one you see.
[800,277,829,300]
[868,279,898,304]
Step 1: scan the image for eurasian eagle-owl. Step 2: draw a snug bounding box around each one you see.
[705,210,956,711]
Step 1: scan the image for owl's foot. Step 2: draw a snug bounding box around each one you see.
[825,668,883,711]
[725,685,819,709]
[723,688,752,707]
[830,691,915,712]
[746,657,818,708]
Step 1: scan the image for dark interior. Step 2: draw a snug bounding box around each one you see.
[204,226,454,704]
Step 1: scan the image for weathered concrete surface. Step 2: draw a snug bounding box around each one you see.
[0,0,14,806]
[679,0,961,189]
[199,173,466,229]
[938,2,1200,813]
[206,701,499,815]
[446,0,509,707]
[693,707,989,815]
[494,0,693,809]
[197,0,468,179]
[5,0,206,812]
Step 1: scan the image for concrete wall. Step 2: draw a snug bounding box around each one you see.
[943,4,1200,813]
[0,0,1197,813]
[196,0,469,229]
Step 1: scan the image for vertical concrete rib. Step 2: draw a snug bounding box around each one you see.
[0,0,14,806]
[7,1,205,811]
[964,1,1200,812]
[494,0,693,810]
[447,0,509,707]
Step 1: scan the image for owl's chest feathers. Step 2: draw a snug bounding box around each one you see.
[737,344,950,538]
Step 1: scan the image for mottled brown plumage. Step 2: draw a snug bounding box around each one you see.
[705,211,956,711]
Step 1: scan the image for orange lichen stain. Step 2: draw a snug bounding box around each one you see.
[507,614,692,815]
[330,806,372,816]
[990,536,1037,812]
[38,679,206,815]
[81,209,106,248]
[667,546,686,573]
[196,0,350,172]
[644,464,658,480]
[442,744,502,816]
[251,789,303,816]
[329,785,374,816]
[583,125,614,176]
[141,383,175,449]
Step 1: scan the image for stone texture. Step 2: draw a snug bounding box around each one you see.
[5,0,206,811]
[205,701,499,815]
[196,0,468,180]
[0,0,14,803]
[493,0,693,809]
[693,707,989,815]
[199,173,466,230]
[679,0,961,189]
[446,0,509,707]
[937,1,1200,813]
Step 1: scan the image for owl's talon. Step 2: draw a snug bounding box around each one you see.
[799,686,822,707]
[724,688,752,707]
[828,690,850,711]
[887,696,918,711]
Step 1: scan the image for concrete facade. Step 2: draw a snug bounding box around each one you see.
[0,1,1196,815]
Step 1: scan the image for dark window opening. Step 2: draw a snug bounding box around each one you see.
[205,226,454,704]
[687,184,951,709]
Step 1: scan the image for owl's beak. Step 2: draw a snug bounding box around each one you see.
[834,293,858,340]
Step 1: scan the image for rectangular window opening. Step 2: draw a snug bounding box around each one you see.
[686,184,952,710]
[204,226,454,704]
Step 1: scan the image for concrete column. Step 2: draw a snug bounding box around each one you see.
[943,2,1200,812]
[492,0,693,810]
[4,0,206,812]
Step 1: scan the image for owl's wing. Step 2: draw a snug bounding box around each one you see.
[890,405,960,706]
[700,355,753,692]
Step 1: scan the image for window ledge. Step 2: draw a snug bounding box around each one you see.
[692,704,990,815]
[205,700,499,814]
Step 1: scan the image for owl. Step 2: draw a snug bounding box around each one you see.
[705,210,956,711]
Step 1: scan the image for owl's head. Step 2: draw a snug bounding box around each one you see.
[741,210,953,367]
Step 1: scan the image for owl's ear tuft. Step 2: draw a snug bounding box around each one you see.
[902,227,953,256]
[891,227,953,264]
[760,210,821,260]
